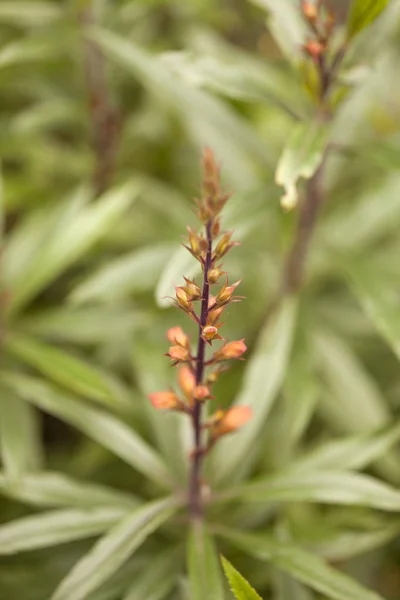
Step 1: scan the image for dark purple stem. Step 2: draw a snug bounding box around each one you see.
[189,221,213,519]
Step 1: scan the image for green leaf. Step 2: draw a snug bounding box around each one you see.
[0,471,138,509]
[0,388,42,482]
[221,557,262,600]
[1,372,171,488]
[0,2,61,26]
[345,260,400,362]
[6,181,139,316]
[275,122,328,211]
[187,522,225,600]
[122,546,181,600]
[347,0,390,38]
[5,334,131,411]
[89,28,270,191]
[237,469,400,511]
[50,497,178,600]
[212,299,297,485]
[0,507,130,554]
[70,244,174,305]
[218,529,384,600]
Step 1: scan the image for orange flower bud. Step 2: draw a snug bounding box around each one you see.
[215,279,241,306]
[208,304,225,325]
[213,339,247,361]
[303,40,325,62]
[301,1,317,21]
[183,277,202,300]
[167,326,190,348]
[167,345,190,362]
[213,231,239,260]
[211,218,221,238]
[202,325,223,343]
[193,385,212,401]
[212,405,252,436]
[187,226,201,256]
[178,365,196,401]
[148,391,181,410]
[175,286,193,311]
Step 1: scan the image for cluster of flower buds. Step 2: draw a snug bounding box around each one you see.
[149,148,252,457]
[301,1,335,64]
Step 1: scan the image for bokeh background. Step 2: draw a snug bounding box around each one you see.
[2,0,400,598]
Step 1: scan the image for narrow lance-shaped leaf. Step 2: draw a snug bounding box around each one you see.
[123,546,181,600]
[1,372,171,488]
[275,122,328,211]
[212,299,297,485]
[221,557,262,600]
[5,333,131,411]
[0,507,130,554]
[347,0,390,38]
[187,522,225,600]
[51,497,178,600]
[218,528,384,600]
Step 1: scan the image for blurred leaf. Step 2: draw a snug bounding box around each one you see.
[51,497,178,600]
[314,330,390,432]
[187,522,225,600]
[0,37,57,70]
[250,0,307,60]
[237,469,400,511]
[123,546,181,600]
[1,373,171,488]
[275,122,328,211]
[5,334,132,411]
[89,28,271,190]
[0,471,138,509]
[0,2,61,26]
[213,299,297,485]
[0,388,42,482]
[0,507,130,554]
[6,181,139,316]
[347,0,390,38]
[345,260,400,362]
[218,528,384,600]
[292,422,400,472]
[221,557,262,600]
[70,244,174,305]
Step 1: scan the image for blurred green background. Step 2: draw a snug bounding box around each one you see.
[2,0,400,599]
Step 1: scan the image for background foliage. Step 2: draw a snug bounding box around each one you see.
[1,0,400,598]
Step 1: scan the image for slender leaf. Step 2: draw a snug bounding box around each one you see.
[221,557,262,600]
[0,2,61,25]
[347,0,390,38]
[0,388,42,481]
[0,471,138,509]
[0,507,130,554]
[51,497,178,600]
[213,299,297,485]
[187,522,225,600]
[276,122,328,210]
[218,529,384,600]
[123,546,181,600]
[237,469,400,511]
[1,372,171,487]
[5,334,131,410]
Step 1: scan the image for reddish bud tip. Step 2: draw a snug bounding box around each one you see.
[148,391,181,410]
[193,385,212,401]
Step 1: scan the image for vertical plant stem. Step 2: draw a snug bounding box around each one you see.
[189,221,213,519]
[79,4,119,196]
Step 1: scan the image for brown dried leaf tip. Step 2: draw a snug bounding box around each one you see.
[148,148,252,513]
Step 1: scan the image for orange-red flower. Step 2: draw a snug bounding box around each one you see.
[167,345,190,363]
[149,391,181,410]
[213,339,247,361]
[167,326,190,349]
[193,385,212,402]
[215,279,241,307]
[212,405,252,436]
[178,366,196,401]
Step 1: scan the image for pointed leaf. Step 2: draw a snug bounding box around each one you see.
[51,497,178,600]
[123,546,181,600]
[187,522,225,600]
[221,557,262,600]
[348,0,390,38]
[213,299,297,485]
[218,529,384,600]
[0,507,130,554]
[1,372,171,488]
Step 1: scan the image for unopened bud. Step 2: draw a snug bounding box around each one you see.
[193,385,212,401]
[208,305,225,325]
[183,277,201,300]
[215,279,241,306]
[167,326,190,348]
[202,325,223,343]
[148,391,181,410]
[175,286,193,311]
[208,268,224,284]
[303,40,325,62]
[212,405,252,437]
[167,345,190,362]
[178,366,196,401]
[213,231,239,260]
[213,339,247,361]
[301,1,317,21]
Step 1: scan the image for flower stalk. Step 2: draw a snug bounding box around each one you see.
[149,149,251,520]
